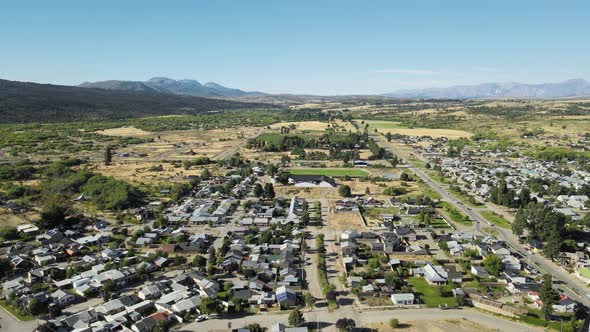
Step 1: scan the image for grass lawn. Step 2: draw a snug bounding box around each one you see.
[0,301,35,321]
[577,267,590,279]
[422,187,443,200]
[439,202,471,225]
[408,277,457,307]
[429,218,451,229]
[480,211,511,229]
[287,168,369,177]
[482,226,500,236]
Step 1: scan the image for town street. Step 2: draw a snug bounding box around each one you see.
[183,307,544,331]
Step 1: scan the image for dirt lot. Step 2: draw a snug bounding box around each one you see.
[108,127,262,162]
[95,126,151,137]
[327,210,365,231]
[274,186,328,200]
[369,318,496,332]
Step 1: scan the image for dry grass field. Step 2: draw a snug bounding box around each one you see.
[384,128,473,139]
[327,210,365,231]
[364,120,473,138]
[0,210,39,227]
[95,126,151,137]
[269,120,357,132]
[96,161,206,184]
[273,186,326,200]
[98,126,263,162]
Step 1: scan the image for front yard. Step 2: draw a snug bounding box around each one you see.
[408,277,458,307]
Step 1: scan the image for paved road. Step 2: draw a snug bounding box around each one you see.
[184,307,544,332]
[372,134,590,307]
[0,307,38,332]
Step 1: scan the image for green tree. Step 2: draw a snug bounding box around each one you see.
[336,318,356,331]
[288,307,305,327]
[389,318,400,328]
[154,320,169,332]
[0,258,13,278]
[170,183,190,201]
[40,198,67,229]
[0,226,18,241]
[304,292,316,308]
[512,208,526,236]
[301,210,310,224]
[199,297,221,315]
[338,185,352,197]
[104,146,112,165]
[263,183,275,199]
[208,246,216,265]
[103,279,116,293]
[539,274,560,317]
[543,229,561,260]
[253,183,264,197]
[28,298,47,315]
[201,168,211,180]
[483,254,503,276]
[243,323,265,332]
[384,271,401,289]
[400,172,412,181]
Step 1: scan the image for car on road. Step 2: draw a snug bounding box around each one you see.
[196,315,207,322]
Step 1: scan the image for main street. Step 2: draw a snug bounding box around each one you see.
[372,134,590,307]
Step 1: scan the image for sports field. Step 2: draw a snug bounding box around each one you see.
[287,168,369,177]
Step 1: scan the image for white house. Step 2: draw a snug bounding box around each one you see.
[50,289,76,307]
[391,293,415,305]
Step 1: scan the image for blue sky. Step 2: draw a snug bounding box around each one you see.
[1,0,589,94]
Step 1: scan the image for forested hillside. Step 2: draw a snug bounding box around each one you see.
[0,79,275,123]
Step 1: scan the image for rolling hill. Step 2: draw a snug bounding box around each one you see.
[0,79,273,123]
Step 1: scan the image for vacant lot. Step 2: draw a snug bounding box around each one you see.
[364,120,473,138]
[95,126,152,137]
[96,161,204,184]
[0,211,38,227]
[288,168,369,177]
[327,210,365,231]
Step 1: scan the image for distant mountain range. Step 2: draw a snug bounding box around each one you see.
[0,79,269,123]
[79,77,263,98]
[383,79,590,99]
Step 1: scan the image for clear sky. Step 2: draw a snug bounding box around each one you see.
[1,0,589,95]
